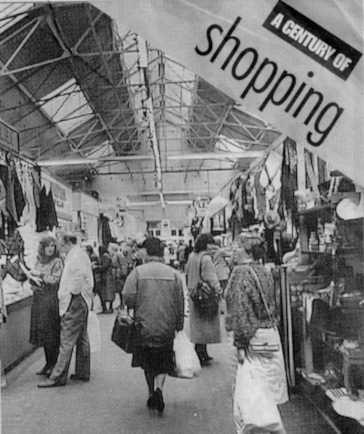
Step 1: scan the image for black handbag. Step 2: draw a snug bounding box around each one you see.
[111,309,138,353]
[111,269,140,353]
[190,254,219,319]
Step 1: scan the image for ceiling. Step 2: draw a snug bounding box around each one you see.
[0,2,281,203]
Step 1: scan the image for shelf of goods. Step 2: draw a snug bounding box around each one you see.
[289,203,364,431]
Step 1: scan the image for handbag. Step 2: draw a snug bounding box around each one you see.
[249,266,280,353]
[111,308,138,353]
[111,270,140,353]
[189,254,219,319]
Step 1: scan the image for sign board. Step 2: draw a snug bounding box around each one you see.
[0,118,19,154]
[90,0,364,187]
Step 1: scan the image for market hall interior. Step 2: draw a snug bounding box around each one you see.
[1,1,364,433]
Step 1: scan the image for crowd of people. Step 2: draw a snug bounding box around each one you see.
[13,229,288,432]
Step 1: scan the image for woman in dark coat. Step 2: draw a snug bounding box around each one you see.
[98,245,115,313]
[28,236,63,377]
[185,233,222,366]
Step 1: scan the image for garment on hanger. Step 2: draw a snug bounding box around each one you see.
[0,164,17,223]
[31,166,41,209]
[36,186,58,232]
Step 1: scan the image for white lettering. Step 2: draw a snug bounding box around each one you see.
[282,20,294,35]
[271,13,284,29]
[324,46,336,61]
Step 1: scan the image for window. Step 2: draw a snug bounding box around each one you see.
[178,229,183,236]
[171,229,177,236]
[156,230,161,236]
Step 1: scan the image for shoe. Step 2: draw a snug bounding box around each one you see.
[36,365,49,376]
[108,308,114,314]
[200,359,211,367]
[154,388,165,413]
[147,395,156,409]
[37,379,66,388]
[205,355,214,362]
[70,374,90,382]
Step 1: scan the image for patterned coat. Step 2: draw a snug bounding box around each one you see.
[225,263,276,350]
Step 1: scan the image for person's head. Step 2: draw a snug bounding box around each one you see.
[214,236,222,247]
[194,233,215,253]
[99,245,108,257]
[108,243,119,256]
[85,245,94,258]
[38,236,59,262]
[59,233,77,256]
[142,237,164,258]
[238,232,265,262]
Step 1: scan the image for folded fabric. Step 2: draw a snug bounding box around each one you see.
[332,397,364,425]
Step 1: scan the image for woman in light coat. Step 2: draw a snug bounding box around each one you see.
[185,233,222,366]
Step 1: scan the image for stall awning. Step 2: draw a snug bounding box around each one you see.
[91,0,364,187]
[205,195,228,219]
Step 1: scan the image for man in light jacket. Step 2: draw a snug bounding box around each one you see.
[38,234,93,388]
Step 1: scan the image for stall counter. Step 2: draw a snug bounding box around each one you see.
[0,295,35,372]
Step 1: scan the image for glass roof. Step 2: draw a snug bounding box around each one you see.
[41,78,94,135]
[0,2,34,34]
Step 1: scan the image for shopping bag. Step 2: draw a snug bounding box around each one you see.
[173,331,201,379]
[233,358,285,434]
[93,294,103,314]
[87,311,101,353]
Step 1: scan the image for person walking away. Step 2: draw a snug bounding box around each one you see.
[110,243,128,307]
[177,241,187,272]
[225,234,288,433]
[25,236,63,377]
[212,236,231,294]
[98,245,115,313]
[123,237,184,413]
[185,233,222,366]
[38,233,93,388]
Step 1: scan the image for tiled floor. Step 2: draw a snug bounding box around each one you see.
[280,394,336,434]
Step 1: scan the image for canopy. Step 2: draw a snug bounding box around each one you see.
[92,0,364,187]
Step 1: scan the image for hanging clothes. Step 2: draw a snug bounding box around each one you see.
[279,139,298,234]
[98,214,112,246]
[31,166,41,209]
[0,164,17,223]
[36,186,58,232]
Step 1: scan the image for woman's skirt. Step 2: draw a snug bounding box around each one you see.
[30,290,60,347]
[132,343,175,376]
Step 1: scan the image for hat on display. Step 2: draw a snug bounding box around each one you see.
[264,210,281,229]
[336,195,364,220]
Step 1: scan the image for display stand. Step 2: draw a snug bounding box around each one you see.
[287,201,364,432]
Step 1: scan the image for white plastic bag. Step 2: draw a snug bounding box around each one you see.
[87,311,101,353]
[173,331,201,379]
[93,294,103,314]
[233,358,285,434]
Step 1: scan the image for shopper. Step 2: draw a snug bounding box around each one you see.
[98,245,115,313]
[185,233,222,366]
[25,236,63,377]
[85,245,98,294]
[225,233,288,431]
[110,243,128,307]
[123,237,184,413]
[38,233,94,388]
[212,236,231,294]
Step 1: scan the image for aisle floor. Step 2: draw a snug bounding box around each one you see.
[2,314,335,434]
